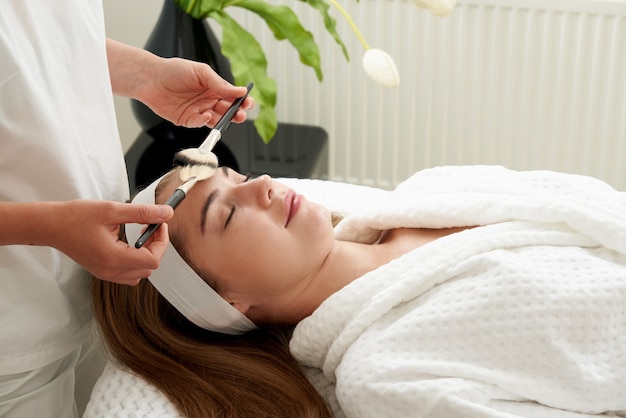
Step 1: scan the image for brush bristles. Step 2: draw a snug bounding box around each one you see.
[174,148,219,182]
[174,148,218,168]
[180,164,217,182]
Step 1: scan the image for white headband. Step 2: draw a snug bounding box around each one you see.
[126,175,257,335]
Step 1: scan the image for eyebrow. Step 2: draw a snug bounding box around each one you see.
[199,167,230,233]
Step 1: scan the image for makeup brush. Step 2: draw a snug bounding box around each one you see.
[133,83,252,249]
[178,82,253,167]
[134,157,217,249]
[166,80,252,221]
[168,81,253,200]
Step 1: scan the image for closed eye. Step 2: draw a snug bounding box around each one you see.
[224,173,252,230]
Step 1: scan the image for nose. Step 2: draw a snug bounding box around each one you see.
[237,174,272,208]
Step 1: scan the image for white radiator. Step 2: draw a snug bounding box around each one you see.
[226,0,626,189]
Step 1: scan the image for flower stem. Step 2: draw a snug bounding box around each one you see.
[328,0,370,51]
[183,0,198,14]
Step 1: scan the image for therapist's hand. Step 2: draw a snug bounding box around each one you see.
[0,196,172,285]
[138,57,255,128]
[49,200,174,285]
[107,38,254,129]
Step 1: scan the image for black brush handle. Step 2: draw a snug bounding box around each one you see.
[214,82,254,133]
[134,189,186,248]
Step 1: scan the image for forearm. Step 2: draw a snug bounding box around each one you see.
[106,38,161,99]
[0,199,174,284]
[106,38,251,129]
[0,201,65,247]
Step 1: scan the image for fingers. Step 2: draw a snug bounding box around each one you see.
[85,203,173,285]
[232,96,255,123]
[195,63,256,112]
[118,202,173,225]
[195,63,246,97]
[210,96,255,121]
[187,94,254,128]
[242,96,255,111]
[189,112,215,129]
[231,108,248,124]
[136,219,170,262]
[94,222,171,285]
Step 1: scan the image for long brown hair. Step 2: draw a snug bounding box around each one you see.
[91,171,333,418]
[92,273,332,417]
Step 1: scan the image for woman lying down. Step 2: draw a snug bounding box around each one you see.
[92,164,626,418]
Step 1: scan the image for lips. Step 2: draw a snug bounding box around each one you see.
[284,189,302,227]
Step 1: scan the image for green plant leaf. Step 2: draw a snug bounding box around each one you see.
[172,0,355,143]
[296,0,350,61]
[173,0,225,18]
[235,0,323,81]
[210,10,278,143]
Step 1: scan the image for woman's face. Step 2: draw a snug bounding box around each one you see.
[166,167,335,321]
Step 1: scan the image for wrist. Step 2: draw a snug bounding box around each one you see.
[107,38,161,100]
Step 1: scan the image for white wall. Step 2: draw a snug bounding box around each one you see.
[103,0,160,152]
[104,0,626,190]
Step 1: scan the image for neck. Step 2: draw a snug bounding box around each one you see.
[279,239,397,323]
[280,226,472,323]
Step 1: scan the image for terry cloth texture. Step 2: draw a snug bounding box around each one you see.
[291,165,626,418]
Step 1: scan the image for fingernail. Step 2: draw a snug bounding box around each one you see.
[158,206,171,219]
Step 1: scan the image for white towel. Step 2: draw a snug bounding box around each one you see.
[291,166,626,418]
[84,361,181,417]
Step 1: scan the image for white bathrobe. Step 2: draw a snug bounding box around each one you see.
[290,166,626,418]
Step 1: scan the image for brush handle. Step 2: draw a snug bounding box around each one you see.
[198,82,253,153]
[134,189,186,249]
[215,81,253,132]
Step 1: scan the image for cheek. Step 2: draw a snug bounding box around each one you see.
[274,206,335,272]
[204,229,275,281]
[198,203,334,284]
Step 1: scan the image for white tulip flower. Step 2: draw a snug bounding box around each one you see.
[362,49,400,88]
[328,0,401,87]
[409,0,457,17]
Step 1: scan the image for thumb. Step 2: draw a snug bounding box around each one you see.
[203,70,248,99]
[119,203,174,224]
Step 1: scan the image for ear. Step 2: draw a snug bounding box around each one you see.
[230,300,250,315]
